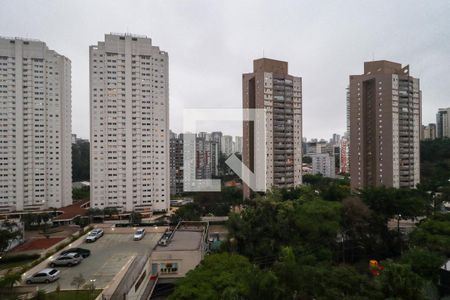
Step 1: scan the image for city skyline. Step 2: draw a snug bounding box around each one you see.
[1,1,449,140]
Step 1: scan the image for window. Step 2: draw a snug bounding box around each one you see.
[160,262,178,273]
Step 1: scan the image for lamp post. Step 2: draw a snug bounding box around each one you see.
[397,214,402,234]
[89,279,96,299]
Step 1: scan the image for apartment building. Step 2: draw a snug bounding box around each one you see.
[0,37,72,212]
[170,132,184,195]
[0,37,72,211]
[349,60,421,190]
[310,153,335,178]
[422,123,437,140]
[221,135,233,156]
[243,58,302,198]
[436,108,450,139]
[90,33,169,212]
[234,136,243,154]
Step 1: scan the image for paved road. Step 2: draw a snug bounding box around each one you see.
[24,232,161,292]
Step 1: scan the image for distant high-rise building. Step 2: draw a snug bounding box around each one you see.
[211,131,222,155]
[181,132,220,191]
[0,37,72,212]
[170,132,184,195]
[243,58,302,198]
[234,136,243,154]
[436,108,450,139]
[221,135,233,156]
[346,86,350,138]
[349,60,421,190]
[310,153,335,178]
[421,123,437,140]
[339,137,350,174]
[332,133,341,146]
[90,33,169,212]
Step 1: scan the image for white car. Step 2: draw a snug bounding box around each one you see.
[134,228,145,241]
[49,252,82,267]
[26,268,60,284]
[86,228,104,243]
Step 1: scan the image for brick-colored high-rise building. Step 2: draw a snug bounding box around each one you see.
[243,58,302,198]
[349,60,421,190]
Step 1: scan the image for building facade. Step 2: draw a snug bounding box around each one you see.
[234,136,243,154]
[436,108,450,139]
[339,137,350,174]
[243,58,302,198]
[349,60,421,190]
[196,133,219,180]
[90,33,169,212]
[170,132,184,195]
[422,123,437,140]
[310,153,335,178]
[221,135,233,156]
[0,37,72,212]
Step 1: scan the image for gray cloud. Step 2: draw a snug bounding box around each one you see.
[1,0,449,140]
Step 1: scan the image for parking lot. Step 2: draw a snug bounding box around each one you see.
[24,231,162,292]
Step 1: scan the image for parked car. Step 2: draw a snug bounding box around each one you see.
[86,228,104,243]
[26,268,60,284]
[49,252,82,267]
[134,228,145,241]
[61,247,91,258]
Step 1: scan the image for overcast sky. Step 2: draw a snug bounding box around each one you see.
[1,0,449,140]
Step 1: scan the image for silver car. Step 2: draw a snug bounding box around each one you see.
[49,252,82,267]
[134,228,145,241]
[26,268,60,284]
[86,228,104,243]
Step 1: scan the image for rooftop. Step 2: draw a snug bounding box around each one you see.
[53,200,89,222]
[154,222,207,252]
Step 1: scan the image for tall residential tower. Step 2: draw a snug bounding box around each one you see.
[0,37,72,212]
[243,58,302,198]
[90,33,169,212]
[436,108,450,139]
[349,60,421,190]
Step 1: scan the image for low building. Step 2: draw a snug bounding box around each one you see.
[150,221,208,283]
[309,153,335,178]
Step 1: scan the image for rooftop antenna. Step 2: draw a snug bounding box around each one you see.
[372,52,375,61]
[263,48,265,58]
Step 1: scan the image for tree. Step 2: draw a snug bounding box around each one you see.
[129,212,142,224]
[103,207,118,218]
[171,203,201,223]
[377,261,425,300]
[169,253,280,300]
[0,220,22,255]
[71,273,86,291]
[227,192,342,261]
[268,247,383,300]
[410,213,450,256]
[400,247,445,282]
[73,186,90,200]
[72,140,90,181]
[0,272,21,289]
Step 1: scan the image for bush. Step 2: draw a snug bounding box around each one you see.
[0,253,40,264]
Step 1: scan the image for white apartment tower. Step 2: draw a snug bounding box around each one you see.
[90,33,169,212]
[0,37,72,212]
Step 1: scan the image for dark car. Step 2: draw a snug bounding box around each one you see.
[61,247,91,258]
